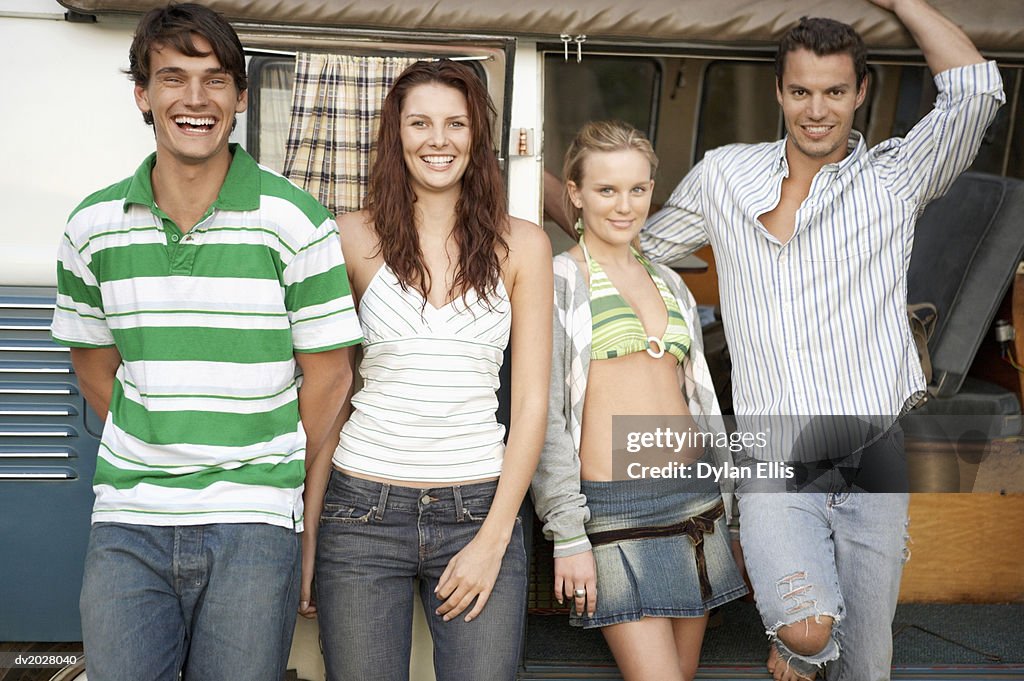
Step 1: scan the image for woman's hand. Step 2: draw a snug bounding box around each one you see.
[554,551,597,617]
[434,534,507,623]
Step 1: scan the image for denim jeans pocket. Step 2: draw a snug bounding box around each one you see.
[461,495,495,522]
[321,474,377,524]
[463,507,488,522]
[320,501,374,524]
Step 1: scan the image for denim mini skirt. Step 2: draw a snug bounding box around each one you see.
[571,476,748,629]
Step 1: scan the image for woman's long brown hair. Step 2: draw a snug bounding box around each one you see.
[365,60,509,305]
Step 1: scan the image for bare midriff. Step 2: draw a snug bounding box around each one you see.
[335,469,500,489]
[579,351,703,481]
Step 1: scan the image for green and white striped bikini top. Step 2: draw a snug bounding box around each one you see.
[581,235,691,363]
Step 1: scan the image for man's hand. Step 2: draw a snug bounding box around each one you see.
[69,346,122,422]
[866,0,984,73]
[298,530,318,619]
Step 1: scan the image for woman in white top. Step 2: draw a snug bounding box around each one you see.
[303,59,552,681]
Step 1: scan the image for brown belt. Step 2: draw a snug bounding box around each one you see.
[587,500,725,601]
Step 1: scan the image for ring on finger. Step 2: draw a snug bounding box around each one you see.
[573,588,586,598]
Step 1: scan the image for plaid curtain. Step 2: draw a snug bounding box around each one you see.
[283,53,419,215]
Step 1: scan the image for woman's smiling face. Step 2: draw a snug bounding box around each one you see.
[568,148,655,248]
[399,82,472,197]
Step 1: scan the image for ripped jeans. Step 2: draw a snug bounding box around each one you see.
[737,428,909,680]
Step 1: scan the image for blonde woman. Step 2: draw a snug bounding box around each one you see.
[532,121,746,680]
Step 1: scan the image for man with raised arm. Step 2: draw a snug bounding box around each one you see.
[50,4,362,679]
[643,1,1003,679]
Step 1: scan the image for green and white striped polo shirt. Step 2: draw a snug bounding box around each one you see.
[51,144,362,531]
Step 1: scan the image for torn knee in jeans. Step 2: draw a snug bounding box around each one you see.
[774,615,835,656]
[765,571,841,668]
[766,616,840,679]
[768,641,821,681]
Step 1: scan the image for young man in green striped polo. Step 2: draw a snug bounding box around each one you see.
[50,4,363,679]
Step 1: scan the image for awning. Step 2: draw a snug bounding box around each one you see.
[57,0,1024,55]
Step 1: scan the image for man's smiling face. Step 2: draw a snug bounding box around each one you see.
[134,34,247,167]
[777,48,867,167]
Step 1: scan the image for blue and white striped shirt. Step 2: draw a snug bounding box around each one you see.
[643,61,1004,418]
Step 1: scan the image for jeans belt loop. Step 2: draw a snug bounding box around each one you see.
[452,484,466,523]
[374,484,389,521]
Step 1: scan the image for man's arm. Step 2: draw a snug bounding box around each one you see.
[869,0,1004,206]
[869,0,984,74]
[69,347,121,423]
[296,346,355,618]
[641,159,710,265]
[295,348,353,459]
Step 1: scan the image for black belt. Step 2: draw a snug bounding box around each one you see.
[588,500,725,601]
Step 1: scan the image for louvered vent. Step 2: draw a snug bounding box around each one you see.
[0,285,97,640]
[0,287,88,478]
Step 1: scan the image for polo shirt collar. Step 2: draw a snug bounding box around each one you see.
[122,143,261,213]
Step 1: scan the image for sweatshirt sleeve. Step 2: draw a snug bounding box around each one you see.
[530,259,591,557]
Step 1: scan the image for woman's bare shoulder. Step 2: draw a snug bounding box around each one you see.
[500,217,552,292]
[505,216,551,258]
[336,210,380,254]
[336,209,374,240]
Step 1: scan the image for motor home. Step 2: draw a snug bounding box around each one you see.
[2,0,1023,678]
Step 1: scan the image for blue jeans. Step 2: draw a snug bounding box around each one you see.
[737,428,909,680]
[315,471,528,681]
[80,522,300,681]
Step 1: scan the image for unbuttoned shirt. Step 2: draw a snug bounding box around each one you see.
[643,61,1004,418]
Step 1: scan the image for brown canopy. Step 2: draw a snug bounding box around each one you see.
[58,0,1024,56]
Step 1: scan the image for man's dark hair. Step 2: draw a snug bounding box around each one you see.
[776,17,868,89]
[128,3,247,125]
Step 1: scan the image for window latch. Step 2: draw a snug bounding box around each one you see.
[560,34,587,63]
[574,35,587,63]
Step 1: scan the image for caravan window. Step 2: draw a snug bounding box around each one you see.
[543,54,661,176]
[244,49,504,217]
[695,61,781,162]
[889,64,1019,177]
[247,57,295,173]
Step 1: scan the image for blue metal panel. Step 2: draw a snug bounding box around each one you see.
[0,286,98,641]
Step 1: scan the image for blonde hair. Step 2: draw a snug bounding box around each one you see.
[562,120,659,230]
